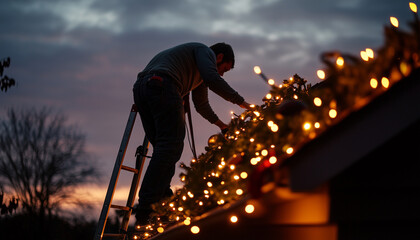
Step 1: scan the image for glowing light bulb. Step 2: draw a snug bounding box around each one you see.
[245,204,255,214]
[381,77,390,88]
[191,226,200,234]
[230,215,238,223]
[268,79,275,85]
[157,227,164,233]
[261,149,268,156]
[269,156,277,164]
[250,138,255,142]
[236,189,244,195]
[250,158,258,165]
[270,124,279,132]
[390,17,399,27]
[303,122,311,130]
[360,51,369,61]
[410,2,418,13]
[336,56,344,66]
[286,147,294,155]
[253,66,262,74]
[366,48,374,59]
[265,93,272,99]
[329,109,338,118]
[317,70,326,80]
[207,182,213,187]
[313,97,322,107]
[314,122,321,129]
[370,78,378,89]
[240,172,248,179]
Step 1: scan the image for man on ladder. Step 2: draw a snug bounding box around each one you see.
[132,42,252,226]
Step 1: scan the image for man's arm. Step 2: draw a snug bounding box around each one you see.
[194,46,245,105]
[191,83,228,130]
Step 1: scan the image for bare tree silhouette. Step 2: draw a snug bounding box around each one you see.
[0,57,16,92]
[0,107,99,219]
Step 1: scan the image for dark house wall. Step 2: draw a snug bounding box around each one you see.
[329,120,420,240]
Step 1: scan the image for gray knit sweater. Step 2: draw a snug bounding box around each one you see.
[137,42,244,123]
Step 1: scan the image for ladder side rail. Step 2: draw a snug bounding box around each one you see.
[94,105,138,240]
[120,136,150,232]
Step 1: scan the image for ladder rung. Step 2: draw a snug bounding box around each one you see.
[111,204,131,211]
[103,233,125,238]
[121,165,139,174]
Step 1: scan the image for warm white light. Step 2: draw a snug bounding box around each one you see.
[329,109,337,118]
[313,97,322,107]
[261,149,268,156]
[314,122,321,129]
[381,77,390,88]
[191,226,200,234]
[303,122,311,130]
[236,189,244,195]
[207,182,213,187]
[410,2,418,13]
[240,172,248,179]
[245,204,255,214]
[269,156,277,164]
[365,48,374,59]
[360,51,369,61]
[254,66,262,74]
[370,78,378,89]
[286,147,294,155]
[268,79,275,85]
[230,215,238,223]
[270,124,279,132]
[317,70,326,80]
[265,93,272,99]
[390,16,399,27]
[336,56,344,66]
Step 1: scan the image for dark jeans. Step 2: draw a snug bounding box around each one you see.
[132,74,185,216]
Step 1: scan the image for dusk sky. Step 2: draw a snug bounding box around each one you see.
[0,0,413,217]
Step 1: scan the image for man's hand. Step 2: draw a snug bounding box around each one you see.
[239,101,254,110]
[214,119,228,131]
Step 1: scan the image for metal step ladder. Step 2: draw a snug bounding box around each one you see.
[94,104,150,240]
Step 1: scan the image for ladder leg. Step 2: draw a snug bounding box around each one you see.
[94,105,138,240]
[120,136,150,233]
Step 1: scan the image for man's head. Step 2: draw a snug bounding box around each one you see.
[210,42,235,76]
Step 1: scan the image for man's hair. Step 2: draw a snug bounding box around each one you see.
[210,42,235,68]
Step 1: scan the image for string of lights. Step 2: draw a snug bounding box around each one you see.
[132,3,420,239]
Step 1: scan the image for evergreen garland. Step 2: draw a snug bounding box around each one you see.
[133,5,420,239]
